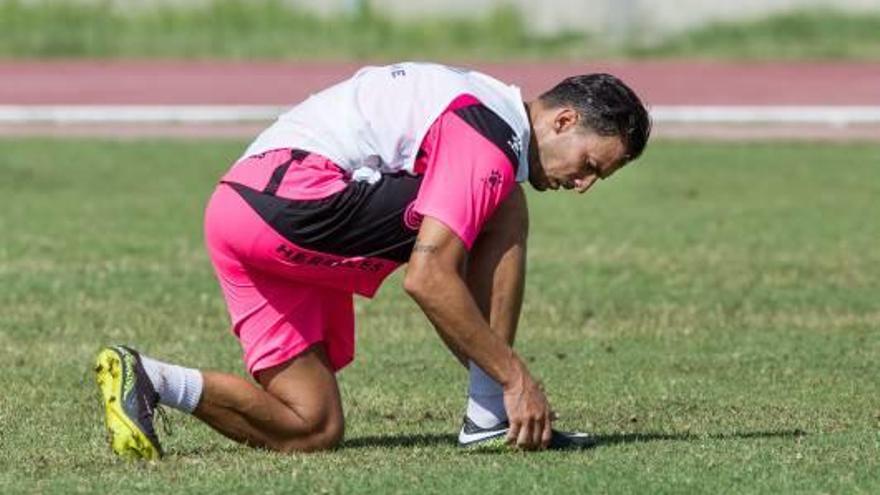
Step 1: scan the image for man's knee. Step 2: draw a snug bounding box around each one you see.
[308,411,345,451]
[258,345,345,453]
[275,411,344,453]
[313,417,345,451]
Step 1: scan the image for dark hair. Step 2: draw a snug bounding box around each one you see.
[539,73,651,162]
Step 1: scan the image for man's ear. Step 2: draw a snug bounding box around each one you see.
[553,107,579,133]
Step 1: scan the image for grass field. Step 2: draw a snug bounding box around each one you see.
[2,0,880,60]
[1,139,879,493]
[632,10,880,60]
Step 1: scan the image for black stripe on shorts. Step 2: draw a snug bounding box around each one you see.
[224,172,424,264]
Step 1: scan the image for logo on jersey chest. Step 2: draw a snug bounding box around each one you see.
[507,135,523,158]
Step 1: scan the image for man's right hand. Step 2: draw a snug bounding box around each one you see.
[502,357,554,450]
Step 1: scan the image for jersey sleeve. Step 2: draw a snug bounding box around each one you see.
[411,107,519,250]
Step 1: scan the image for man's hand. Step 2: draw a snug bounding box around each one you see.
[503,356,553,450]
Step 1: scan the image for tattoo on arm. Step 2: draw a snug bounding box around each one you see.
[412,242,438,254]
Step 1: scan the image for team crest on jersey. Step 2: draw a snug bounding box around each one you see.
[403,202,423,231]
[482,170,503,190]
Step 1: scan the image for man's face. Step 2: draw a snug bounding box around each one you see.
[529,107,627,194]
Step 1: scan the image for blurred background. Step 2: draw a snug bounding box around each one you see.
[1,0,880,60]
[0,0,878,141]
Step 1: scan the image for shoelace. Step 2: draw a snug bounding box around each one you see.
[154,404,174,437]
[138,391,173,437]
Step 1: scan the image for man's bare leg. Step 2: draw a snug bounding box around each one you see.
[193,344,344,453]
[467,185,528,346]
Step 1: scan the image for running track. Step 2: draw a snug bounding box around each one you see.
[2,60,879,140]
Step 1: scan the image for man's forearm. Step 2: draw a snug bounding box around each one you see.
[405,269,526,389]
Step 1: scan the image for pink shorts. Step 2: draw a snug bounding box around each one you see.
[205,183,356,376]
[205,96,517,377]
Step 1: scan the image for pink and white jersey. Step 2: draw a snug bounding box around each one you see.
[207,64,535,375]
[239,62,531,184]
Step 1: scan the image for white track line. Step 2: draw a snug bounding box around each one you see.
[0,105,286,123]
[651,106,880,126]
[1,105,880,125]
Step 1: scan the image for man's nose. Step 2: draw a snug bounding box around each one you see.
[575,175,599,194]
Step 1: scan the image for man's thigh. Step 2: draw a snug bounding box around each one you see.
[257,344,344,432]
[230,267,356,376]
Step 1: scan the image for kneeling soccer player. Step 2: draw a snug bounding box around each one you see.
[94,62,651,458]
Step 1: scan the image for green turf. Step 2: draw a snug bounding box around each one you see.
[632,10,880,60]
[2,0,880,60]
[1,139,878,493]
[0,0,585,60]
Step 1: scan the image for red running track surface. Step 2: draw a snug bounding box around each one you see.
[2,60,879,105]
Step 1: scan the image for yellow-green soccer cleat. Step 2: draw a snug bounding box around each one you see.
[94,345,163,460]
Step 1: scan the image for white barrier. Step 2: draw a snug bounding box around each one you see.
[650,106,880,126]
[1,105,880,126]
[0,105,286,124]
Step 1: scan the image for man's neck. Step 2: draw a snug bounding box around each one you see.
[524,101,541,185]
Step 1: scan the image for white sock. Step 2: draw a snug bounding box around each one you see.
[139,354,204,414]
[466,361,508,428]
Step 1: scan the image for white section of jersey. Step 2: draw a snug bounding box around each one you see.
[239,62,532,184]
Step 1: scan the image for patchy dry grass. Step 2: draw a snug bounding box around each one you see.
[1,139,878,493]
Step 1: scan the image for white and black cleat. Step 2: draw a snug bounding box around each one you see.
[458,416,597,450]
[458,416,510,448]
